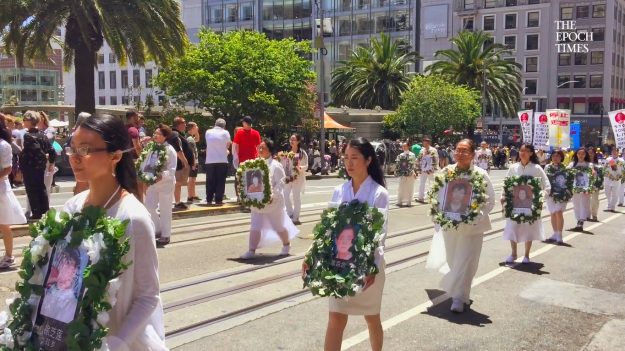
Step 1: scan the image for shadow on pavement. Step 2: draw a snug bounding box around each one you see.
[421,298,493,327]
[425,289,446,301]
[566,227,594,235]
[502,262,550,275]
[228,255,290,265]
[542,241,574,248]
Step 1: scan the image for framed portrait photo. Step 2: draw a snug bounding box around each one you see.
[332,224,359,271]
[139,151,159,178]
[574,170,590,190]
[512,184,534,215]
[439,178,473,221]
[244,168,265,201]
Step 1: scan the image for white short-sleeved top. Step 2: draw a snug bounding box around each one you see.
[204,127,231,164]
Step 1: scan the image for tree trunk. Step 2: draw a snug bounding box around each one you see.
[74,41,96,115]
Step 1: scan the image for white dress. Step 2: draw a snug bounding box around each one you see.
[396,151,417,205]
[544,163,568,213]
[426,165,496,304]
[0,139,26,225]
[328,176,389,315]
[502,162,551,242]
[250,157,299,248]
[145,143,178,239]
[568,161,593,221]
[63,192,166,351]
[283,150,309,221]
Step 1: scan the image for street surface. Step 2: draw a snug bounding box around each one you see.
[2,170,625,350]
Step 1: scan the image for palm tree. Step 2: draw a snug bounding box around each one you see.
[0,1,188,114]
[331,33,419,110]
[426,30,522,119]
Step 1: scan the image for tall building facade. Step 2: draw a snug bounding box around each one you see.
[0,49,63,106]
[420,0,618,143]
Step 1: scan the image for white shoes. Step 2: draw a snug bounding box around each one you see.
[450,298,464,313]
[280,244,290,256]
[522,256,530,264]
[505,255,517,264]
[239,251,255,260]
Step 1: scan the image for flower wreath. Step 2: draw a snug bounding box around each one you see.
[592,165,604,191]
[428,167,488,230]
[395,153,416,177]
[0,207,130,351]
[605,163,623,182]
[236,158,272,209]
[571,166,595,194]
[303,200,384,298]
[503,175,543,224]
[545,164,574,203]
[279,152,300,184]
[135,142,168,186]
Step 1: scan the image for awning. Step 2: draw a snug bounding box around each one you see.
[324,113,354,130]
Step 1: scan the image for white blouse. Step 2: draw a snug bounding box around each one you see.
[502,162,551,199]
[253,157,286,214]
[330,176,389,268]
[0,140,12,178]
[63,192,166,351]
[161,143,178,183]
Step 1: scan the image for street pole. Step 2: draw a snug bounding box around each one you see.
[599,105,604,147]
[315,0,327,171]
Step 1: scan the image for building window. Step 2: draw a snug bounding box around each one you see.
[110,96,117,105]
[145,69,153,88]
[592,27,605,41]
[574,75,586,88]
[561,7,573,20]
[590,75,603,88]
[573,102,586,114]
[528,0,540,4]
[97,54,104,65]
[109,71,116,89]
[591,51,604,64]
[506,0,517,6]
[593,4,606,18]
[524,101,537,111]
[524,79,537,95]
[558,100,571,109]
[462,17,474,31]
[108,53,115,63]
[525,57,538,72]
[527,12,539,27]
[504,35,516,50]
[526,34,539,50]
[576,6,589,19]
[559,53,571,66]
[505,14,517,29]
[484,0,496,8]
[574,53,587,65]
[122,96,129,105]
[210,6,223,23]
[340,0,352,11]
[241,2,253,21]
[483,15,495,31]
[121,70,128,89]
[98,96,106,105]
[483,37,494,51]
[338,17,351,36]
[98,72,105,90]
[588,102,603,114]
[133,69,140,87]
[558,75,571,88]
[464,0,475,10]
[226,4,237,22]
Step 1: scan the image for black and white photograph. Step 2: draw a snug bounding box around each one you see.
[441,179,473,221]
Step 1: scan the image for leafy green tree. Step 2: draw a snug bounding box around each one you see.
[155,29,316,130]
[385,75,481,140]
[331,33,419,110]
[0,1,188,114]
[426,30,522,118]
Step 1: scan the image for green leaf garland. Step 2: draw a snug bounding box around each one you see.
[303,200,384,298]
[236,158,272,209]
[571,166,595,194]
[503,175,543,224]
[592,165,604,191]
[545,164,574,203]
[395,153,416,177]
[278,152,300,184]
[135,142,168,186]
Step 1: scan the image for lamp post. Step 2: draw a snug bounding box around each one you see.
[314,0,327,171]
[599,105,605,147]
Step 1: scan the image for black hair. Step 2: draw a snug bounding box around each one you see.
[347,137,386,188]
[572,147,590,166]
[550,150,565,163]
[79,115,139,199]
[586,146,599,163]
[456,139,476,154]
[263,138,276,155]
[291,133,302,153]
[0,121,10,143]
[519,143,540,164]
[126,110,137,120]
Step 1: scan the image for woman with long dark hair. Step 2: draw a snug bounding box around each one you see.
[501,143,550,264]
[283,134,308,225]
[0,121,27,269]
[60,115,166,349]
[544,150,569,244]
[311,137,388,351]
[586,147,601,222]
[568,148,593,231]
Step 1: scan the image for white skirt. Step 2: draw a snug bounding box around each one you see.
[329,260,386,315]
[546,196,568,213]
[250,199,299,248]
[503,218,544,242]
[0,178,26,225]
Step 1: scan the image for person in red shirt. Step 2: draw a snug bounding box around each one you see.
[233,116,261,166]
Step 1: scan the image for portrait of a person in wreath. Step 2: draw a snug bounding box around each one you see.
[399,159,409,173]
[575,171,589,189]
[443,179,472,216]
[421,156,432,172]
[512,185,533,209]
[39,243,87,324]
[284,158,293,178]
[246,170,263,194]
[141,151,159,176]
[552,171,568,196]
[334,224,357,262]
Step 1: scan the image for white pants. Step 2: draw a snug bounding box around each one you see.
[441,231,483,303]
[284,181,303,221]
[145,179,174,239]
[572,193,590,221]
[619,182,625,205]
[397,176,416,205]
[417,173,434,200]
[589,191,599,218]
[605,180,620,210]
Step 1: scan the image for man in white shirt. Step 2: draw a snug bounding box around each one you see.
[416,136,439,202]
[204,118,232,205]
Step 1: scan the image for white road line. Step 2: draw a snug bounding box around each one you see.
[340,212,621,350]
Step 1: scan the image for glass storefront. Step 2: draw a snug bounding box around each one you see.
[0,68,60,105]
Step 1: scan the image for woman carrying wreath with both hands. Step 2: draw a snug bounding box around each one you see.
[604,147,624,212]
[426,139,495,313]
[144,124,178,247]
[568,148,594,231]
[544,150,570,244]
[283,134,308,225]
[587,147,602,222]
[240,139,299,259]
[61,115,165,350]
[501,143,551,264]
[395,142,417,207]
[304,137,389,351]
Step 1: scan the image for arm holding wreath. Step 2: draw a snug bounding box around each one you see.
[537,164,551,196]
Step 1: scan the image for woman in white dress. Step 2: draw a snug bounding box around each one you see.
[305,137,388,351]
[283,134,308,225]
[395,142,417,207]
[604,148,624,212]
[568,148,593,231]
[586,147,601,222]
[144,124,178,247]
[240,139,299,259]
[0,120,27,269]
[426,139,495,313]
[501,143,551,264]
[61,114,166,350]
[544,150,569,244]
